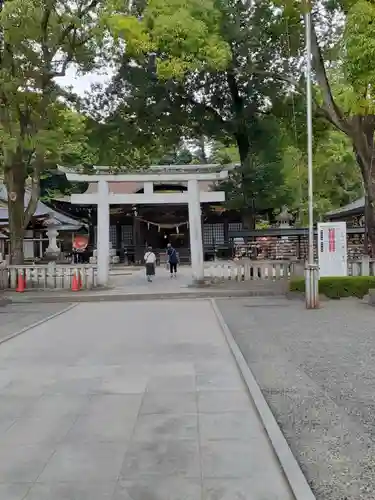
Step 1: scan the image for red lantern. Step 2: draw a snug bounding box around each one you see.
[73,235,88,251]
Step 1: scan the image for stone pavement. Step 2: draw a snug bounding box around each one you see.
[109,264,195,292]
[217,297,375,500]
[0,303,72,343]
[0,299,292,500]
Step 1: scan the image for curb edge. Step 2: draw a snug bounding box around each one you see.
[0,304,78,346]
[210,298,316,500]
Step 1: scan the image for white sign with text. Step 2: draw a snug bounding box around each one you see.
[317,222,347,277]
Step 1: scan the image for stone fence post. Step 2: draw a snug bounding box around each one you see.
[291,261,305,278]
[361,255,370,276]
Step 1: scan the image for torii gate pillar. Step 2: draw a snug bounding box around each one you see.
[64,167,228,286]
[188,179,204,283]
[97,180,110,286]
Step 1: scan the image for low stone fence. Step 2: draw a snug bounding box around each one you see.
[348,258,375,276]
[204,257,375,282]
[204,260,295,282]
[0,264,98,290]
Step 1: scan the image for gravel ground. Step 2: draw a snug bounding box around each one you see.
[216,297,375,500]
[0,303,73,342]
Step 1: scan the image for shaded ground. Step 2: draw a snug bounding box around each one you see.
[0,303,72,342]
[216,297,375,500]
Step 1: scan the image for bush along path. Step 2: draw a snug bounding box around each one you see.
[289,276,375,299]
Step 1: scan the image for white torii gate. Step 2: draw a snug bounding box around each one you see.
[64,166,229,285]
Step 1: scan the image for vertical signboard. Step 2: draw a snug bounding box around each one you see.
[317,222,347,277]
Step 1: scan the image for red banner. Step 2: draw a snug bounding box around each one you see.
[328,228,336,253]
[73,235,88,251]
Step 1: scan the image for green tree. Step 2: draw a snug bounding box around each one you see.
[100,0,296,227]
[210,116,293,225]
[283,129,363,223]
[0,0,107,263]
[108,0,231,79]
[40,111,97,200]
[272,0,375,250]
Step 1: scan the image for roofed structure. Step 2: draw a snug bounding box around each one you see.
[325,197,364,220]
[0,183,85,231]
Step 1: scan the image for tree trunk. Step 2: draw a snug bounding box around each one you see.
[4,165,26,265]
[235,131,256,230]
[353,144,375,257]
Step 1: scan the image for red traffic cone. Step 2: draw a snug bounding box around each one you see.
[16,273,25,293]
[71,272,79,292]
[77,271,82,290]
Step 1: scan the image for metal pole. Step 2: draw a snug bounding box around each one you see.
[306,11,313,266]
[304,9,319,308]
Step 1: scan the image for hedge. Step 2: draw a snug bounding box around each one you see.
[289,276,375,299]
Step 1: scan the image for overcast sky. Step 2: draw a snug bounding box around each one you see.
[56,65,113,96]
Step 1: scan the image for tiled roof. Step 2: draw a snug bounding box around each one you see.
[325,197,364,217]
[0,183,83,229]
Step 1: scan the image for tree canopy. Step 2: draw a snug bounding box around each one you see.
[1,0,373,261]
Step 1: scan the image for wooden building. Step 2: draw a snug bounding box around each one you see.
[325,197,365,226]
[0,183,85,262]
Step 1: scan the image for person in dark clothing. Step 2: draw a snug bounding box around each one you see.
[167,243,178,278]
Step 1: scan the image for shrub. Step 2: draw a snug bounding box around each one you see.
[289,276,375,299]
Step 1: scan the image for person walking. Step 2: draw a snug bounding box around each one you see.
[167,243,178,278]
[144,246,156,282]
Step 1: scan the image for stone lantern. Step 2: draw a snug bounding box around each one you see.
[276,206,293,229]
[275,206,294,259]
[43,214,62,262]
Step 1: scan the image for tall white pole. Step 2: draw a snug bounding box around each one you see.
[305,9,319,308]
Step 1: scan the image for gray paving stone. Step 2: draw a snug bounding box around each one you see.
[0,300,291,499]
[121,440,201,478]
[197,391,252,413]
[196,372,244,392]
[0,483,32,500]
[24,394,92,419]
[203,479,292,500]
[0,414,76,445]
[65,410,137,442]
[38,441,126,482]
[199,412,265,441]
[0,377,56,397]
[98,374,148,394]
[147,374,196,393]
[0,395,39,420]
[114,478,202,500]
[0,303,72,343]
[140,391,197,415]
[46,377,103,395]
[132,414,199,442]
[25,481,116,499]
[0,444,55,482]
[0,369,14,391]
[86,394,143,417]
[200,439,279,479]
